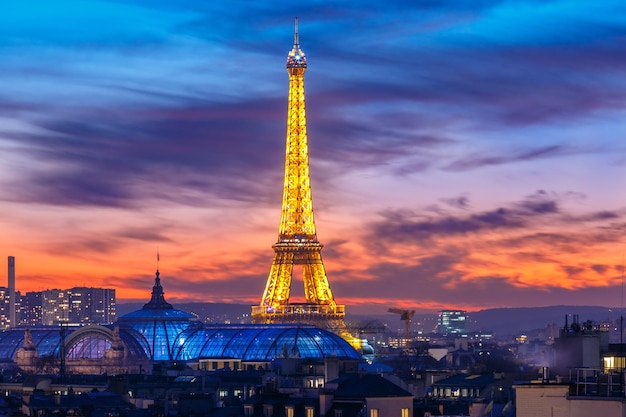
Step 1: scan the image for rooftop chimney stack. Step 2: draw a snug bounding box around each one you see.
[8,256,15,328]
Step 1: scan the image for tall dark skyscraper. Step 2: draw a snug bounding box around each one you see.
[20,291,42,327]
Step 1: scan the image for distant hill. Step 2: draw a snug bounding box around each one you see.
[366,305,622,336]
[116,303,622,336]
[116,302,251,323]
[466,305,620,335]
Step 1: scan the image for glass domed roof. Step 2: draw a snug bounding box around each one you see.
[0,327,66,360]
[114,270,359,362]
[173,324,360,361]
[116,270,198,361]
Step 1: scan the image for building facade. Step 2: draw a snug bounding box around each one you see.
[19,291,42,327]
[437,310,468,335]
[11,287,116,327]
[0,287,21,329]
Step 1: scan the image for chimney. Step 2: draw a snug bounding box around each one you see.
[8,257,15,328]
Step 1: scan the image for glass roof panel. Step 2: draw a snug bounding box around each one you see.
[0,321,360,364]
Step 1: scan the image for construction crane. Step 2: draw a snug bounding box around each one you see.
[388,308,415,342]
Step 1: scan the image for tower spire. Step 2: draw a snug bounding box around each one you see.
[252,20,344,330]
[287,18,306,69]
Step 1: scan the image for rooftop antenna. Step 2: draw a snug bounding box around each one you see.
[157,248,160,272]
[294,17,299,47]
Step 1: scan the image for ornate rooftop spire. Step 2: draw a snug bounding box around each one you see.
[143,269,173,310]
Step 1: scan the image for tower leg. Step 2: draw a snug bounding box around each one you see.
[259,252,294,312]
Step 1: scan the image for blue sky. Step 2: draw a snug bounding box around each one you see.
[1,0,625,314]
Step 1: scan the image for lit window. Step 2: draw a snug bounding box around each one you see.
[402,408,410,417]
[286,406,294,417]
[370,409,379,417]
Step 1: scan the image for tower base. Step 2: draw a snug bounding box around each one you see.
[251,303,361,350]
[252,303,345,324]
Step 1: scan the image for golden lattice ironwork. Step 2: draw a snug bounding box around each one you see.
[252,19,345,328]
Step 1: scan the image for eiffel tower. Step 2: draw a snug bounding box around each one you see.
[251,19,346,330]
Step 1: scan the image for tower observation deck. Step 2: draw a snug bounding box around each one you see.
[251,19,346,330]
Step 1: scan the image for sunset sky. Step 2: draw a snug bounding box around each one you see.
[1,1,625,315]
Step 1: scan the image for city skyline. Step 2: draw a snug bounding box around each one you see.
[1,1,624,315]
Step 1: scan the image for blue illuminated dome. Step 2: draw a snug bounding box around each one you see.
[114,270,359,362]
[173,324,360,361]
[116,270,198,361]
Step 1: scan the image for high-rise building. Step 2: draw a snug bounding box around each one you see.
[68,287,116,324]
[437,310,468,335]
[0,287,11,329]
[38,287,116,326]
[41,289,70,325]
[20,291,42,326]
[251,19,345,332]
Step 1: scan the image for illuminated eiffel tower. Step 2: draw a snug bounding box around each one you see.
[251,19,346,330]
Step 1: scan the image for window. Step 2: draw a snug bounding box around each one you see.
[334,410,342,417]
[263,405,273,417]
[402,408,410,417]
[370,409,379,417]
[286,406,294,417]
[305,406,315,417]
[244,405,253,417]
